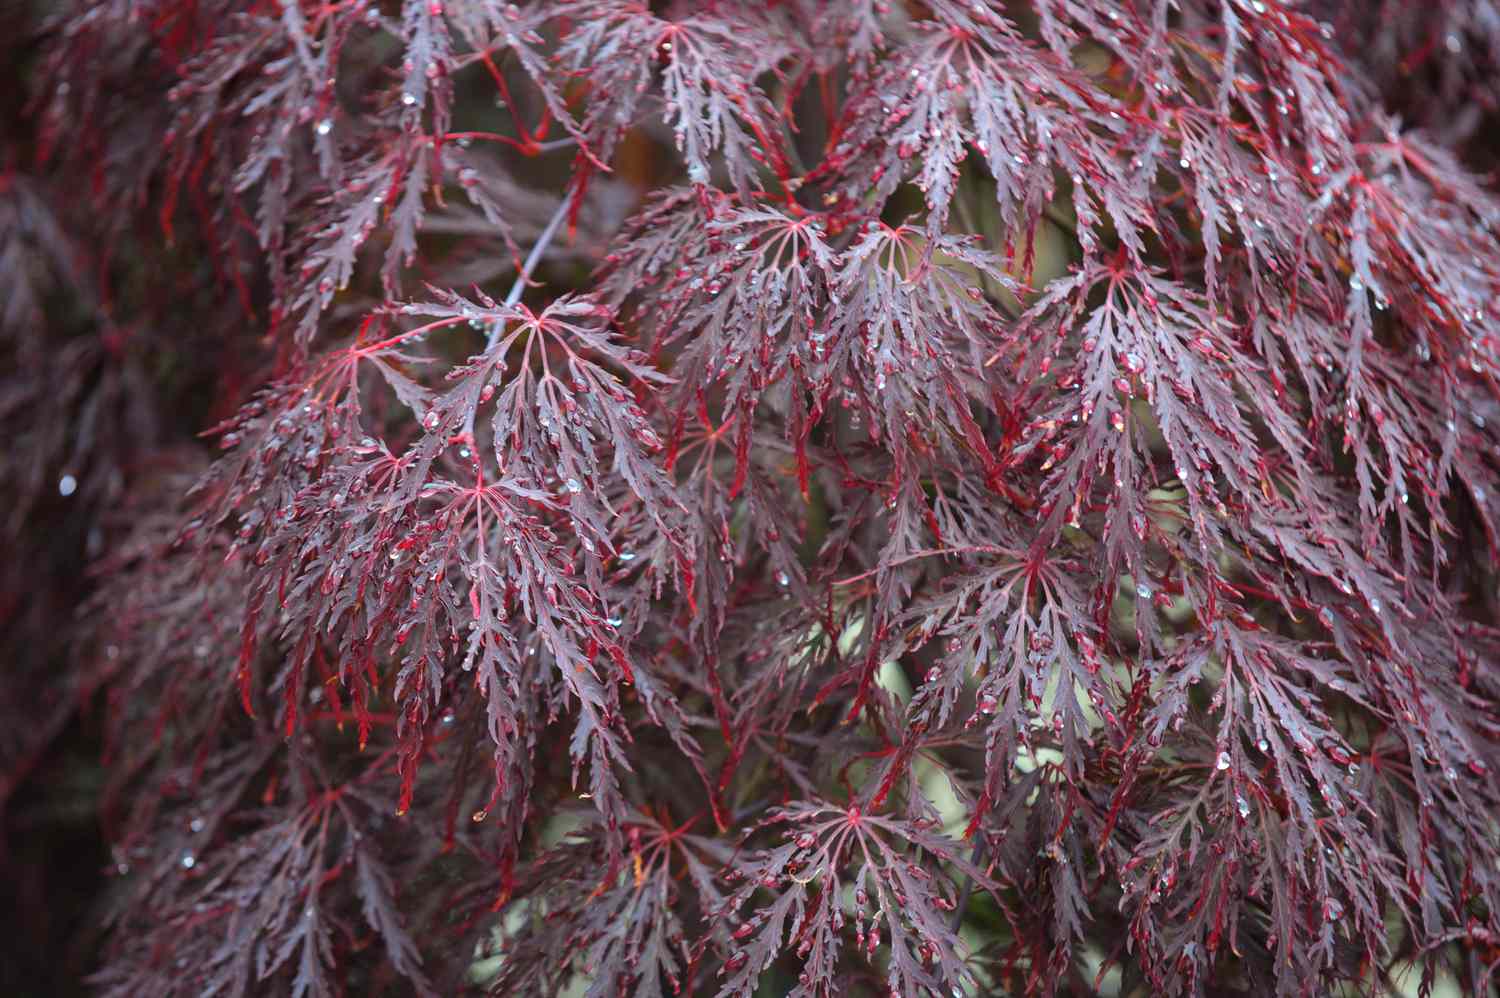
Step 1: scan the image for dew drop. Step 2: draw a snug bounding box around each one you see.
[1256,738,1269,753]
[180,852,196,870]
[401,91,419,107]
[315,118,332,136]
[1236,795,1250,818]
[58,474,78,497]
[1216,751,1231,771]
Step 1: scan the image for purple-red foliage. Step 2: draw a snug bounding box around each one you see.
[5,1,1500,995]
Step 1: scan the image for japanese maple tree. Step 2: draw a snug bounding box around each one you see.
[4,0,1500,995]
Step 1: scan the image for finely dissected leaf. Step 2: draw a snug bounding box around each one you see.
[7,2,1500,997]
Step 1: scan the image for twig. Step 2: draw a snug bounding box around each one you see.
[951,839,987,933]
[487,189,572,347]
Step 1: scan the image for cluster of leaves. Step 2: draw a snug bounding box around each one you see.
[7,0,1500,995]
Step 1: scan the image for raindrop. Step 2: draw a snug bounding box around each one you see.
[180,852,196,870]
[315,118,332,136]
[1216,751,1231,771]
[565,477,582,494]
[618,550,637,562]
[1256,738,1270,753]
[1135,583,1152,600]
[1236,795,1250,818]
[776,571,790,587]
[401,91,419,107]
[58,474,78,497]
[189,817,205,833]
[1348,275,1364,293]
